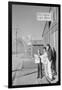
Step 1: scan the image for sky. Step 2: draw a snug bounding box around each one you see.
[12,4,50,40]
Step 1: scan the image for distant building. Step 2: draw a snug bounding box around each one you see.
[21,39,44,58]
[32,40,44,57]
[12,37,27,54]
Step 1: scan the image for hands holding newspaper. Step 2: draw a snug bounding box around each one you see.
[34,53,48,64]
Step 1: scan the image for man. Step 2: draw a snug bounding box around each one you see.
[46,44,55,80]
[34,49,43,79]
[46,44,53,62]
[40,47,48,77]
[40,46,53,80]
[52,47,57,76]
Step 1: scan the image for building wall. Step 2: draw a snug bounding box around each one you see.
[43,7,59,74]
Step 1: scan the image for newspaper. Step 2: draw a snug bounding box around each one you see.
[34,54,40,63]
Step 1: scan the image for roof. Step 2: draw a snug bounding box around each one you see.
[32,40,44,45]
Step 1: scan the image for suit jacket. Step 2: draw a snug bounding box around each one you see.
[47,48,53,61]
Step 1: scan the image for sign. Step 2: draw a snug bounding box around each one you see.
[36,12,53,21]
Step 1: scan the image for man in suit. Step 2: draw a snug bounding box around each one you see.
[46,44,53,80]
[37,49,43,78]
[46,44,53,62]
[46,44,55,80]
[52,47,57,76]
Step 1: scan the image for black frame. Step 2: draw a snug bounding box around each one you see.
[8,1,61,88]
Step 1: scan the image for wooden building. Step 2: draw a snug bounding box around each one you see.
[42,7,59,74]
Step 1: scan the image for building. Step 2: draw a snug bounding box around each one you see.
[42,7,59,74]
[32,40,44,57]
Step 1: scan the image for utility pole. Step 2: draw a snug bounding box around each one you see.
[16,27,18,56]
[15,26,22,56]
